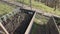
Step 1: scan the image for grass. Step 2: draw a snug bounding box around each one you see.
[34,13,49,24]
[0,2,15,17]
[16,0,60,16]
[30,13,49,34]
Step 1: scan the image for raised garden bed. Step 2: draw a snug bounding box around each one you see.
[54,17,60,33]
[30,13,60,34]
[0,8,35,34]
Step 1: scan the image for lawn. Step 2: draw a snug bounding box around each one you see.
[16,0,60,16]
[0,2,15,17]
[30,13,49,34]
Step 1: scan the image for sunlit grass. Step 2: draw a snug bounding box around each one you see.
[31,13,49,34]
[35,13,49,24]
[0,2,15,16]
[17,0,60,16]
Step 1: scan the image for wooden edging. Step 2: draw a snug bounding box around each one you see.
[0,22,9,34]
[52,17,60,34]
[25,12,36,34]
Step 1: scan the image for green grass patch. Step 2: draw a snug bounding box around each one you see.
[31,13,49,34]
[34,13,49,24]
[17,0,60,16]
[0,2,15,17]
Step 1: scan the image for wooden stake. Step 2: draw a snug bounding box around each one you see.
[0,22,9,34]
